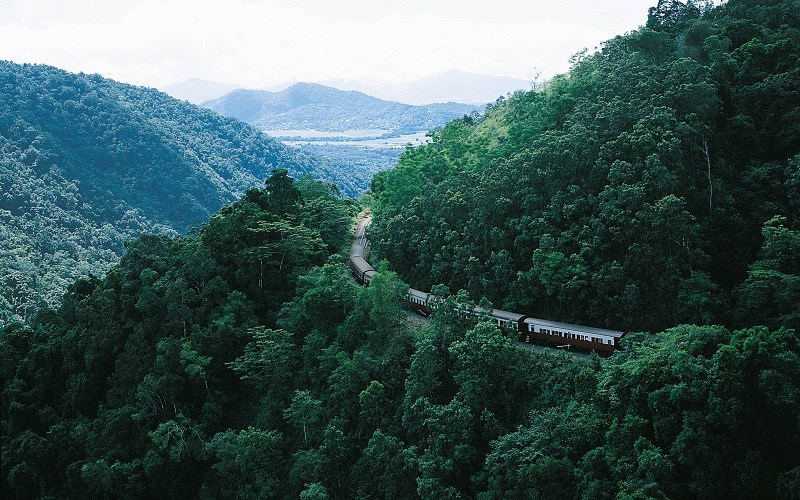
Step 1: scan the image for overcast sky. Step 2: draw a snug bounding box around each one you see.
[2,0,663,88]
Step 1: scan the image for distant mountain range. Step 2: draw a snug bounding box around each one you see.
[161,70,530,105]
[0,61,339,325]
[159,78,251,105]
[200,83,481,134]
[321,70,532,105]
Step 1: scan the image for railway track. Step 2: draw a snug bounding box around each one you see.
[348,212,617,357]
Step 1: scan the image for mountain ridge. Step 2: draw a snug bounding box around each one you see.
[321,70,530,105]
[161,70,529,105]
[0,61,340,325]
[201,82,481,134]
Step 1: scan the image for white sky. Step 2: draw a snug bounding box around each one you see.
[1,0,662,88]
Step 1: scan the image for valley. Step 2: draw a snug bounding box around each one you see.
[2,1,800,498]
[203,83,482,194]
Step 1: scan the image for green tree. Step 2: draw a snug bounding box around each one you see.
[283,390,324,447]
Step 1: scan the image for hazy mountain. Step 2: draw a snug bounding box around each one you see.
[0,61,338,325]
[163,70,529,106]
[159,78,247,104]
[322,70,531,104]
[202,82,480,134]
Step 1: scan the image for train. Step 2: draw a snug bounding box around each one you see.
[348,214,625,354]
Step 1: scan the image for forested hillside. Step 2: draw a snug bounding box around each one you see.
[3,173,799,498]
[202,83,479,134]
[3,1,800,498]
[370,0,800,334]
[0,61,346,326]
[295,143,403,195]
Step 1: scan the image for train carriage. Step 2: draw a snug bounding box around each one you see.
[348,213,625,354]
[489,309,528,334]
[522,317,624,353]
[349,255,375,285]
[405,288,430,315]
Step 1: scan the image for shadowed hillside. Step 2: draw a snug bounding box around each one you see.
[0,61,340,325]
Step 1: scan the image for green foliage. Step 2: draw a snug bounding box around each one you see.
[0,61,338,327]
[736,215,800,331]
[296,143,403,196]
[4,1,800,498]
[369,0,800,334]
[1,172,354,498]
[227,327,294,388]
[204,427,285,498]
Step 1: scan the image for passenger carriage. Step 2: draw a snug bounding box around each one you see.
[521,317,624,353]
[348,214,625,353]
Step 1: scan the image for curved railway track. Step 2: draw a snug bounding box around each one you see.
[348,212,625,355]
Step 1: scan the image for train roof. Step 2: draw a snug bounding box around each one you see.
[350,256,374,274]
[523,317,625,338]
[408,288,429,299]
[491,308,527,322]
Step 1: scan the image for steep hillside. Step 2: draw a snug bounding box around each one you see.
[202,83,479,134]
[370,0,800,334]
[0,61,338,326]
[4,3,800,499]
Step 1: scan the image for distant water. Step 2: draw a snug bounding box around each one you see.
[264,128,390,139]
[266,129,431,149]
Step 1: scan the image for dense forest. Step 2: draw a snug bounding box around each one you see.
[3,176,799,498]
[0,62,362,327]
[3,0,800,498]
[295,143,405,196]
[370,0,800,335]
